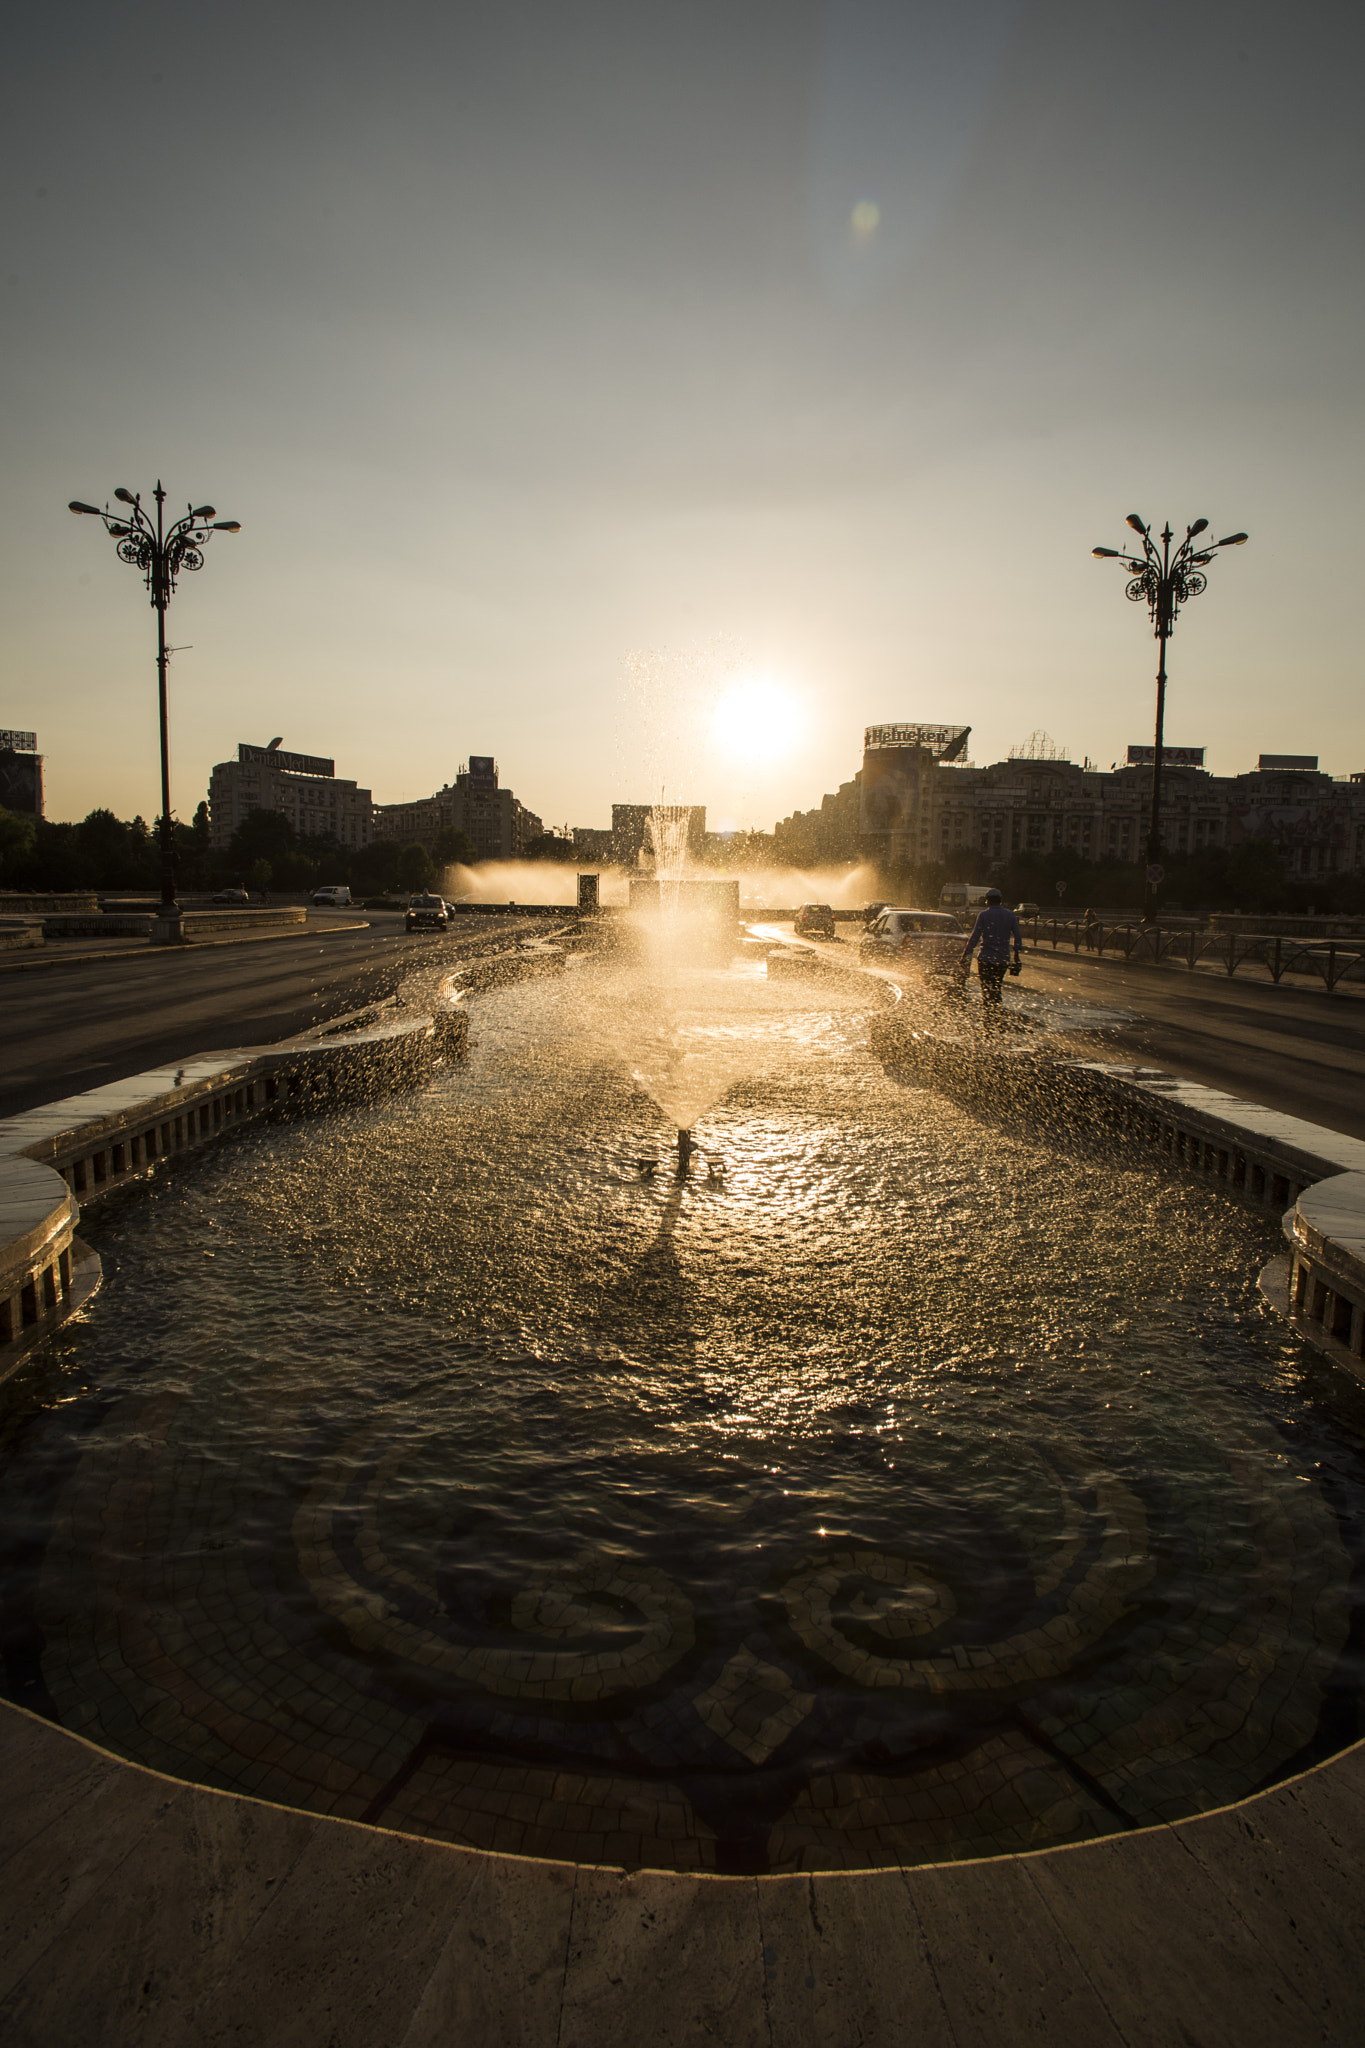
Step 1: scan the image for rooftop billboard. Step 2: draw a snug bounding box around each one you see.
[864,723,970,761]
[238,743,335,778]
[1127,745,1205,767]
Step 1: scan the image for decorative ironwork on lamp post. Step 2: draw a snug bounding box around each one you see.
[69,483,240,929]
[1093,514,1247,922]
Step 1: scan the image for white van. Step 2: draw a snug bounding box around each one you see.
[939,882,992,915]
[312,885,352,908]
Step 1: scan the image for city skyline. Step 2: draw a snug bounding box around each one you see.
[4,2,1362,830]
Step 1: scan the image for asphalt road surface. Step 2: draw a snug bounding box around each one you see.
[1017,948,1365,1141]
[0,915,541,1121]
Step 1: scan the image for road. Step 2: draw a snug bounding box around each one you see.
[0,914,538,1121]
[7,914,1363,1143]
[1018,948,1365,1140]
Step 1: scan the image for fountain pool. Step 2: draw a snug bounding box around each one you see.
[1,944,1363,1874]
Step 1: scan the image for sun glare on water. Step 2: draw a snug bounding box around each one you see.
[710,676,806,762]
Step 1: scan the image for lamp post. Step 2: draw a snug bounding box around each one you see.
[69,483,240,933]
[1093,514,1247,922]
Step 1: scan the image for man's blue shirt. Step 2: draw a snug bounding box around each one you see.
[964,904,1023,964]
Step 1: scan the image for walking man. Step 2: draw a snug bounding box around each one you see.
[961,888,1023,1027]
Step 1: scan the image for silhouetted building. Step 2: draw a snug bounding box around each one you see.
[608,803,706,867]
[788,723,1365,878]
[859,723,973,869]
[773,775,861,866]
[0,728,42,818]
[372,758,543,861]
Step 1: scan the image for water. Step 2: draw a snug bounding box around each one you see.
[2,948,1363,1873]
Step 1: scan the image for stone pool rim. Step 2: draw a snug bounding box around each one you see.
[3,947,1365,2039]
[3,1692,1362,2042]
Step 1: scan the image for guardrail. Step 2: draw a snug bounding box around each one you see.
[1022,917,1365,993]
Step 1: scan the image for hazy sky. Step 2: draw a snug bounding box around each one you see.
[4,0,1362,833]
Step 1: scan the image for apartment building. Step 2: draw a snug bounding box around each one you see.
[783,725,1365,877]
[371,756,543,861]
[207,741,372,851]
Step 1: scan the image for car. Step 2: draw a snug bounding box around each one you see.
[312,885,352,908]
[405,893,449,932]
[794,902,836,938]
[1016,901,1039,918]
[210,887,250,907]
[859,907,964,982]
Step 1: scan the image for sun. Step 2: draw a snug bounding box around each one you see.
[710,676,805,762]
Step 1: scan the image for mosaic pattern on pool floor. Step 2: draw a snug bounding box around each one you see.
[23,1351,1349,1870]
[3,963,1363,1870]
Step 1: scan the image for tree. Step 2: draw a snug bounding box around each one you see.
[707,828,776,871]
[398,842,434,891]
[178,800,216,889]
[225,808,321,890]
[433,825,474,867]
[351,838,405,896]
[523,832,577,862]
[0,805,37,882]
[71,809,158,891]
[227,807,296,872]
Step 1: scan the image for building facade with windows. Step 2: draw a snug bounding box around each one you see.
[207,741,372,851]
[787,726,1365,879]
[930,754,1365,878]
[371,758,543,862]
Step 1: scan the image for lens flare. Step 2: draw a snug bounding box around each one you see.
[850,199,880,242]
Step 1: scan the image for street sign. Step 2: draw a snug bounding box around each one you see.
[1055,880,1068,898]
[1146,863,1165,885]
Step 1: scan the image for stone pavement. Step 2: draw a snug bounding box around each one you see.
[2,1699,1363,2045]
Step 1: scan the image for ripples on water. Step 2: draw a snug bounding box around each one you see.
[2,952,1363,1872]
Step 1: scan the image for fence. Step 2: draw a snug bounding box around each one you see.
[1022,917,1365,993]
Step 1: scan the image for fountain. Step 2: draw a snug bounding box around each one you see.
[1,875,1363,1882]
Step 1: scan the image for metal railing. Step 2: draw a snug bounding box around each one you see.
[1021,917,1365,993]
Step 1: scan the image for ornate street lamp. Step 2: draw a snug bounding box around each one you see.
[1093,515,1247,922]
[69,483,240,932]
